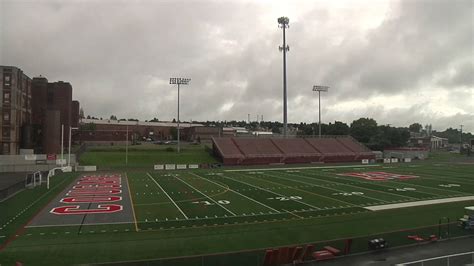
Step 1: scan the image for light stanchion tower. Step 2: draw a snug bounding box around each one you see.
[312,85,329,138]
[278,16,290,137]
[170,77,191,153]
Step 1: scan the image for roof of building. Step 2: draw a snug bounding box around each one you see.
[80,118,203,128]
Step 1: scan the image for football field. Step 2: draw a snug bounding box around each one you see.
[128,164,474,231]
[1,162,473,265]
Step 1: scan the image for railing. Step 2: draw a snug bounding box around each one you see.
[397,251,474,266]
[0,178,25,202]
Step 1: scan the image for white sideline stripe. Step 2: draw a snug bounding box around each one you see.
[146,173,189,219]
[222,174,321,210]
[364,196,474,211]
[174,176,237,216]
[190,172,280,213]
[224,164,380,172]
[25,221,134,228]
[396,251,474,265]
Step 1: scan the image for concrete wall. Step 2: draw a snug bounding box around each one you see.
[0,154,76,172]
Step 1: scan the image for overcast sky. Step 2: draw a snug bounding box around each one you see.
[1,0,473,132]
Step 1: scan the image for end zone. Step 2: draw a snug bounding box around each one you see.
[26,173,135,228]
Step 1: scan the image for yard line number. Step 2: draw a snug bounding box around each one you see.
[192,200,230,205]
[388,187,417,192]
[332,192,364,196]
[267,196,302,201]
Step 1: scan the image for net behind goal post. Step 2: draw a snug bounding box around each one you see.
[25,171,42,188]
[25,166,72,189]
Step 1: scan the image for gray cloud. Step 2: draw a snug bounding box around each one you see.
[1,0,473,132]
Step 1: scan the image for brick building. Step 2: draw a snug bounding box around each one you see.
[0,66,32,155]
[31,76,80,154]
[75,119,206,145]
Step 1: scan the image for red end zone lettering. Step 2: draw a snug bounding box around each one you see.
[73,184,121,189]
[67,189,122,196]
[60,196,122,203]
[338,171,418,181]
[50,204,123,215]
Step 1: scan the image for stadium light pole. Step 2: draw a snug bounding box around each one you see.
[313,85,329,138]
[68,126,79,167]
[278,16,290,137]
[460,124,463,150]
[61,124,64,167]
[170,77,191,153]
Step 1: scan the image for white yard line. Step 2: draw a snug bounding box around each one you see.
[297,171,421,200]
[224,164,380,172]
[189,172,280,213]
[174,175,237,216]
[364,196,474,211]
[146,173,189,220]
[315,172,436,199]
[221,174,321,210]
[262,172,384,205]
[25,221,134,228]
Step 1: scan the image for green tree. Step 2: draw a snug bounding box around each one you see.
[327,121,350,135]
[350,118,378,143]
[409,123,422,133]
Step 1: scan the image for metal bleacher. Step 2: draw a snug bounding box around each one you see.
[212,136,375,165]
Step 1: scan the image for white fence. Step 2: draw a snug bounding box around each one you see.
[397,251,474,266]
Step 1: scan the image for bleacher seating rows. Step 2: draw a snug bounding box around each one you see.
[212,137,374,165]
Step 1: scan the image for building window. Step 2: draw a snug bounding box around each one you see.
[4,75,11,86]
[2,143,9,154]
[3,112,10,122]
[3,92,10,104]
[2,129,10,139]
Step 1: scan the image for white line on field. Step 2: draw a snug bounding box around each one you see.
[224,164,381,172]
[189,172,280,214]
[146,173,189,220]
[364,196,474,211]
[268,172,390,204]
[282,209,304,219]
[25,221,134,228]
[174,175,237,216]
[221,174,321,210]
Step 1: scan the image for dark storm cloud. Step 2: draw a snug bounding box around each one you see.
[1,0,472,131]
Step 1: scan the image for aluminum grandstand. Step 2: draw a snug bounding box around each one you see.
[212,136,375,165]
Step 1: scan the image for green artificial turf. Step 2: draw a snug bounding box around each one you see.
[1,156,473,265]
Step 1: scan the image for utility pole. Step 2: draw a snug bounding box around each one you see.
[460,125,463,150]
[278,17,290,137]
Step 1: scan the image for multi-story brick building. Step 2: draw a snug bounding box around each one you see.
[0,66,32,155]
[31,76,79,154]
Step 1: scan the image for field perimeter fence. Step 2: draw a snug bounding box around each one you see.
[397,251,474,266]
[92,222,473,266]
[0,179,25,202]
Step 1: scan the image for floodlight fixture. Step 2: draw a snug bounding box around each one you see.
[170,78,191,85]
[312,85,330,138]
[278,16,290,137]
[170,77,191,153]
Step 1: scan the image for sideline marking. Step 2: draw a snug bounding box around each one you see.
[146,173,189,220]
[364,196,474,211]
[190,172,280,213]
[224,164,380,172]
[174,175,237,216]
[25,221,134,228]
[126,173,139,232]
[282,209,304,219]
